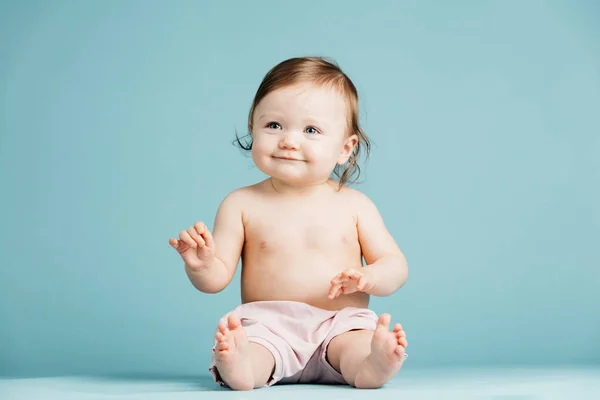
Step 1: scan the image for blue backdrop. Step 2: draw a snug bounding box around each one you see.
[1,0,598,377]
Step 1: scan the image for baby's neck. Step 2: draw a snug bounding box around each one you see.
[268,178,337,197]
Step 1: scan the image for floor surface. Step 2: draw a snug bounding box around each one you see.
[1,367,599,399]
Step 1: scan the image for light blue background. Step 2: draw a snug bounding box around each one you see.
[1,0,598,378]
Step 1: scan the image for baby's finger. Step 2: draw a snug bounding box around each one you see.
[188,227,205,247]
[179,230,196,248]
[342,269,357,278]
[355,272,366,284]
[357,275,366,290]
[328,285,339,299]
[330,274,343,285]
[196,222,215,248]
[328,282,343,299]
[194,222,205,234]
[327,285,335,299]
[204,230,215,248]
[171,238,191,253]
[341,285,356,295]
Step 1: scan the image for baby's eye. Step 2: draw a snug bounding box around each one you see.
[305,126,320,135]
[267,122,281,130]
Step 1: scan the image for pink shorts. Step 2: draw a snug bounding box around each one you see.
[209,300,379,387]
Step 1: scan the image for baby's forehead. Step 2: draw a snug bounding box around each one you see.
[276,82,344,99]
[259,83,348,115]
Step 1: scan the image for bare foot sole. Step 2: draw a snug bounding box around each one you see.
[354,314,407,389]
[213,313,254,390]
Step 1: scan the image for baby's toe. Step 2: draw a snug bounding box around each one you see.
[398,336,407,348]
[376,314,391,330]
[395,345,406,356]
[227,313,242,330]
[217,321,228,335]
[216,340,229,351]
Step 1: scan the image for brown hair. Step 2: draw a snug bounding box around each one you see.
[235,56,371,187]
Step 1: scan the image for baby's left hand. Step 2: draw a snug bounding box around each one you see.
[328,268,374,299]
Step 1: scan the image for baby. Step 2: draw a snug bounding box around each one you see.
[169,57,409,390]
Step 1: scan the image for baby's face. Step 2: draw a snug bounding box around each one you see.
[251,82,356,186]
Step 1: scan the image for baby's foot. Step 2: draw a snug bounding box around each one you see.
[354,314,407,389]
[213,313,254,390]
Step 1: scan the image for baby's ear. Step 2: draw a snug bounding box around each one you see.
[337,134,358,165]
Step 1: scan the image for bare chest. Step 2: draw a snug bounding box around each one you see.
[244,206,358,253]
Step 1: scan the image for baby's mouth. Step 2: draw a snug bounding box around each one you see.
[273,156,305,162]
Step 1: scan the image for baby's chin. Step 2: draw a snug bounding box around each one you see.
[269,174,314,186]
[255,160,333,185]
[257,163,301,179]
[271,174,335,189]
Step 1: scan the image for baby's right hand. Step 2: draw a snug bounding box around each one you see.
[169,222,215,270]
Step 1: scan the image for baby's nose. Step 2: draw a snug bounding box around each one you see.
[279,132,300,149]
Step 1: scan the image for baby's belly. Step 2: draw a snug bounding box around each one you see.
[240,254,370,311]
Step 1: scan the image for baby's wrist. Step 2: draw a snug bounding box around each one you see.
[361,265,378,294]
[185,258,214,273]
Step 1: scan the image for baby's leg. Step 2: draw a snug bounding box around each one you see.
[213,313,275,390]
[326,313,407,389]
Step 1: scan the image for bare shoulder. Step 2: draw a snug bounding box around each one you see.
[334,185,379,216]
[221,180,267,201]
[217,180,270,218]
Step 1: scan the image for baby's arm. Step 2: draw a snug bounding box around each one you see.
[355,192,408,297]
[186,191,245,293]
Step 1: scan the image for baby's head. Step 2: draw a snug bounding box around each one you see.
[236,57,370,189]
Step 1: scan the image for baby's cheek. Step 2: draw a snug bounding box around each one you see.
[313,148,341,166]
[251,139,270,156]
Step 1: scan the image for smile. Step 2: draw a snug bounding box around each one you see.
[273,156,305,162]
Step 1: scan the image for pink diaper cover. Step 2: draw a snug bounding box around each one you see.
[208,300,380,387]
